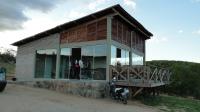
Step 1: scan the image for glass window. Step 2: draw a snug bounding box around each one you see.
[132,52,144,65]
[94,45,106,80]
[116,48,121,65]
[35,49,57,78]
[125,51,130,65]
[60,48,71,79]
[81,46,94,80]
[111,45,117,65]
[121,49,126,65]
[111,45,130,66]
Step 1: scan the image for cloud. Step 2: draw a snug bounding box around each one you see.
[68,10,86,20]
[178,30,183,33]
[88,0,110,10]
[193,0,200,2]
[123,0,136,9]
[0,0,62,31]
[197,30,200,35]
[148,36,168,44]
[88,0,136,11]
[192,29,200,35]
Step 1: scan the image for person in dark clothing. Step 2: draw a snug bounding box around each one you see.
[74,60,80,79]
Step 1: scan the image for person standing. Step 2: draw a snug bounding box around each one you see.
[74,60,80,79]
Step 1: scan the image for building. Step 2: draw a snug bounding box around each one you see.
[12,5,170,97]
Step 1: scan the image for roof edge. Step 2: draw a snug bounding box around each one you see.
[12,4,153,46]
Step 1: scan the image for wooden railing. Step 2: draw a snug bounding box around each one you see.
[109,65,171,87]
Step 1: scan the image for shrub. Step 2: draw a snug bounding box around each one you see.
[147,60,200,99]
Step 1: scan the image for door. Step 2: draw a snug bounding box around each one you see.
[70,48,81,79]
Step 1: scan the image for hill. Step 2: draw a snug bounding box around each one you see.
[147,60,200,99]
[0,48,16,76]
[0,61,15,76]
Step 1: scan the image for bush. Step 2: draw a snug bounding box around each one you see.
[0,49,16,64]
[147,60,200,99]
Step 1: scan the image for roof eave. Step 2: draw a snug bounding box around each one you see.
[12,4,153,46]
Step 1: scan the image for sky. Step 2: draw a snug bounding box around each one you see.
[0,0,200,63]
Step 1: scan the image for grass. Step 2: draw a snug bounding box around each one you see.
[137,95,200,112]
[0,62,15,76]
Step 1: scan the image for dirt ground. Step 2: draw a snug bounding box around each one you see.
[0,84,160,112]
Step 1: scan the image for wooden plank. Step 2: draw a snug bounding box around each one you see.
[133,88,143,97]
[60,18,107,44]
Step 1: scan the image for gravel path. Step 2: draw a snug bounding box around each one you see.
[0,84,160,112]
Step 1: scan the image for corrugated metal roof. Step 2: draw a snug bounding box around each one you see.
[12,4,153,46]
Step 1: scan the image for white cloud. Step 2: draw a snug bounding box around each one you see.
[123,0,136,9]
[192,29,200,35]
[87,0,137,11]
[196,30,200,35]
[68,10,86,20]
[88,0,109,10]
[196,29,200,35]
[193,0,200,2]
[178,30,183,33]
[148,36,168,44]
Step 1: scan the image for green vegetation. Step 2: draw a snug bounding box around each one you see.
[0,62,15,75]
[138,95,200,112]
[0,49,16,75]
[147,60,200,99]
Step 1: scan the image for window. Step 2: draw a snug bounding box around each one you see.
[111,45,130,66]
[121,49,126,65]
[125,51,130,65]
[81,46,94,80]
[94,45,106,80]
[60,48,71,79]
[111,45,117,65]
[116,48,121,65]
[35,49,57,78]
[39,45,107,80]
[117,48,121,58]
[132,52,144,65]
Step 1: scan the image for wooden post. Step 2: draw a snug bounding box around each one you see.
[130,31,133,66]
[143,40,146,65]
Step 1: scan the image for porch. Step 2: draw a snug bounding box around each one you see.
[109,65,171,87]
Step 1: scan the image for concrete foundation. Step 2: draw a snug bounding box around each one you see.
[13,80,108,98]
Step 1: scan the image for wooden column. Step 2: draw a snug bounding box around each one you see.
[130,31,133,66]
[144,40,146,65]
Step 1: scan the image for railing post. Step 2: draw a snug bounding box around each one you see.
[127,66,130,85]
[146,66,150,84]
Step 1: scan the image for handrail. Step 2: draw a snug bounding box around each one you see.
[109,65,171,87]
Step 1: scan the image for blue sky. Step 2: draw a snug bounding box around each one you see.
[0,0,199,63]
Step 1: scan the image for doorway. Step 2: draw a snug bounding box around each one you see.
[70,48,81,79]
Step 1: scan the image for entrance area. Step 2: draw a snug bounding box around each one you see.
[60,45,107,80]
[70,48,81,79]
[36,45,107,80]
